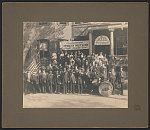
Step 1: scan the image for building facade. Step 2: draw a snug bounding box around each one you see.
[24,22,128,70]
[72,22,128,57]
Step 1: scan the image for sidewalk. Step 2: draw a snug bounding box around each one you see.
[23,90,128,108]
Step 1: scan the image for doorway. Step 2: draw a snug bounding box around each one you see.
[95,45,110,58]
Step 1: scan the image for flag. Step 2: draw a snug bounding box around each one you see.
[25,58,41,74]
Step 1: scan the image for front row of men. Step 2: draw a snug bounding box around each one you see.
[24,68,93,94]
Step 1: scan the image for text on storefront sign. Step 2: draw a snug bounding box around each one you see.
[60,41,89,50]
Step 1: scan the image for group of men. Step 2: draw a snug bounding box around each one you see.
[24,50,126,95]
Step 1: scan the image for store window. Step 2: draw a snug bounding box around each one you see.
[114,29,128,56]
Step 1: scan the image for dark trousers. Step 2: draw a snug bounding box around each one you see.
[110,79,115,94]
[35,83,39,93]
[48,82,53,93]
[78,84,83,94]
[120,83,123,95]
[39,83,42,93]
[58,84,61,93]
[70,82,75,93]
[55,83,60,94]
[36,83,41,93]
[64,83,67,94]
[31,81,36,93]
[55,84,61,93]
[42,82,46,93]
[115,80,123,95]
[55,83,57,93]
[26,81,31,94]
[67,82,70,93]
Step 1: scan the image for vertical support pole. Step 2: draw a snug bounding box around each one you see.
[89,30,93,55]
[69,22,73,41]
[109,29,114,57]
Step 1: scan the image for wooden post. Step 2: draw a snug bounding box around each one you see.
[109,29,114,57]
[89,30,93,55]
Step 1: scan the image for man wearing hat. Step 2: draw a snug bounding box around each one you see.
[115,66,124,95]
[77,58,82,68]
[67,67,71,93]
[77,50,81,59]
[60,68,65,93]
[33,72,39,93]
[70,70,76,94]
[109,66,116,94]
[120,66,125,95]
[42,70,47,93]
[74,68,79,93]
[64,68,69,94]
[26,71,31,93]
[47,70,54,93]
[56,70,61,94]
[60,51,65,67]
[78,68,83,94]
[30,73,34,93]
[38,70,42,93]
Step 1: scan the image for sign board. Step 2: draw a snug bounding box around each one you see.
[95,35,110,45]
[60,41,89,50]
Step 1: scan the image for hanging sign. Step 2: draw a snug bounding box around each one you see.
[60,41,89,50]
[95,35,110,45]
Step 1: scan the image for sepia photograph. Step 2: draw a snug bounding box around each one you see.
[23,22,128,108]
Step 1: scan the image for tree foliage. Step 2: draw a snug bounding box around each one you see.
[23,22,66,64]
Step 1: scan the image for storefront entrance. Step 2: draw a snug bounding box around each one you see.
[94,35,110,58]
[95,45,110,58]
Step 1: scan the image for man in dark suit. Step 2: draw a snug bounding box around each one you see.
[56,70,61,94]
[42,70,47,93]
[60,51,65,67]
[64,68,69,94]
[30,73,34,93]
[78,69,83,94]
[115,66,124,95]
[108,67,116,95]
[34,72,39,93]
[120,67,125,95]
[47,70,54,93]
[60,69,64,93]
[39,70,42,93]
[74,68,79,93]
[67,68,71,93]
[70,70,76,94]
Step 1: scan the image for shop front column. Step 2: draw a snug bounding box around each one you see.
[109,29,114,56]
[89,30,93,55]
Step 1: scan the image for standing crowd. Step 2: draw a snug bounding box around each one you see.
[24,50,127,95]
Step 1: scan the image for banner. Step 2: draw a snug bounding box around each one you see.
[60,41,89,50]
[95,35,110,45]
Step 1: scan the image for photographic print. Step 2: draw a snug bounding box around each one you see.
[23,22,128,108]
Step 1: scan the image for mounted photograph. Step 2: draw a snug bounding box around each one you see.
[23,22,128,108]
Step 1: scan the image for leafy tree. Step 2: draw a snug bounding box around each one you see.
[23,22,66,65]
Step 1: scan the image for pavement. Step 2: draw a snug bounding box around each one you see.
[23,90,128,108]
